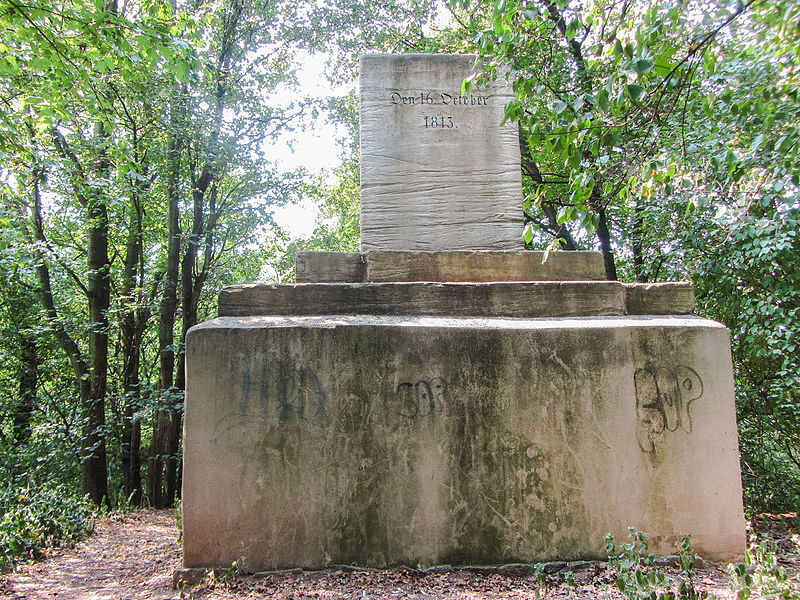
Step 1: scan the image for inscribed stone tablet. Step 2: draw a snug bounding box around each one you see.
[360,54,523,251]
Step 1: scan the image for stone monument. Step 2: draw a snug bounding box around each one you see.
[360,54,522,250]
[182,54,746,572]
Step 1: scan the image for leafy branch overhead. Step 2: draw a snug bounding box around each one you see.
[453,0,799,506]
[457,0,797,274]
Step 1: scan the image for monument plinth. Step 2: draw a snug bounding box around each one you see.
[182,53,746,571]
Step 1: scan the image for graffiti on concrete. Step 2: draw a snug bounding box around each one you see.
[211,357,326,441]
[390,377,447,419]
[635,365,703,452]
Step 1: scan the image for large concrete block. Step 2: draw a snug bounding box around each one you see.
[296,252,366,283]
[183,315,745,570]
[218,281,626,318]
[360,54,523,251]
[366,250,606,282]
[625,282,695,315]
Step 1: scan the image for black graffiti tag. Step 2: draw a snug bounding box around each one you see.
[635,365,703,452]
[392,377,447,419]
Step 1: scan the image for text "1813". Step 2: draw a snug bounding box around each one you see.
[424,116,454,129]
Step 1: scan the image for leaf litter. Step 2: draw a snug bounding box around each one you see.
[0,510,797,600]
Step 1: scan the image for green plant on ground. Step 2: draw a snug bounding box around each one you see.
[729,535,800,600]
[0,483,94,570]
[606,529,706,600]
[527,562,550,600]
[606,529,669,600]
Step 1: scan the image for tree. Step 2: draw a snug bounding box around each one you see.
[457,0,800,509]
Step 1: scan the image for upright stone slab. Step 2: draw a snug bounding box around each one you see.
[360,54,523,251]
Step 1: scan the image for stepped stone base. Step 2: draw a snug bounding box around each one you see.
[295,250,606,283]
[183,314,745,570]
[219,281,695,318]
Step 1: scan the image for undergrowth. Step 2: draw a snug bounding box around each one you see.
[729,533,800,599]
[605,525,799,600]
[606,528,705,600]
[0,483,94,571]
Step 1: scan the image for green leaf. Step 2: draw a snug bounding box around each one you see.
[632,58,654,74]
[461,76,474,96]
[624,43,634,59]
[597,89,609,110]
[524,224,533,245]
[626,84,646,102]
[553,100,568,115]
[174,59,189,81]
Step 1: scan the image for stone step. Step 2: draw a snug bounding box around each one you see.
[366,250,605,282]
[295,251,366,283]
[295,250,606,283]
[218,281,694,318]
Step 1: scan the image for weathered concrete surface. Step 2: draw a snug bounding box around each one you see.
[293,250,606,283]
[625,282,695,315]
[221,281,697,318]
[219,282,626,318]
[366,251,605,282]
[183,315,745,570]
[360,54,523,251]
[296,252,366,283]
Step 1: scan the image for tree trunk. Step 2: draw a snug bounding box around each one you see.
[148,120,182,509]
[518,127,578,250]
[120,199,145,505]
[82,121,111,508]
[596,207,618,281]
[631,201,647,282]
[30,155,108,507]
[150,9,233,504]
[168,178,214,502]
[13,335,38,447]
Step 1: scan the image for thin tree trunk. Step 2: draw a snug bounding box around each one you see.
[596,207,618,281]
[148,114,183,509]
[168,179,216,502]
[120,199,145,505]
[519,128,578,250]
[29,160,107,505]
[632,201,647,282]
[152,3,236,504]
[83,120,112,508]
[13,335,38,447]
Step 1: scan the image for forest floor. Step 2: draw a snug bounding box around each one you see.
[0,510,797,600]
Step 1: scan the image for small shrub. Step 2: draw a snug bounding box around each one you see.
[606,528,705,600]
[729,535,800,600]
[606,528,669,600]
[0,483,94,570]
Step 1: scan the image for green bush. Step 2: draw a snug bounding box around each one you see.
[0,483,94,570]
[729,535,800,600]
[606,528,704,600]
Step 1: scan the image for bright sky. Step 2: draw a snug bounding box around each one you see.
[267,53,353,238]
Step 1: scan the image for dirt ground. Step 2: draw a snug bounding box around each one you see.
[1,510,797,599]
[0,510,180,599]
